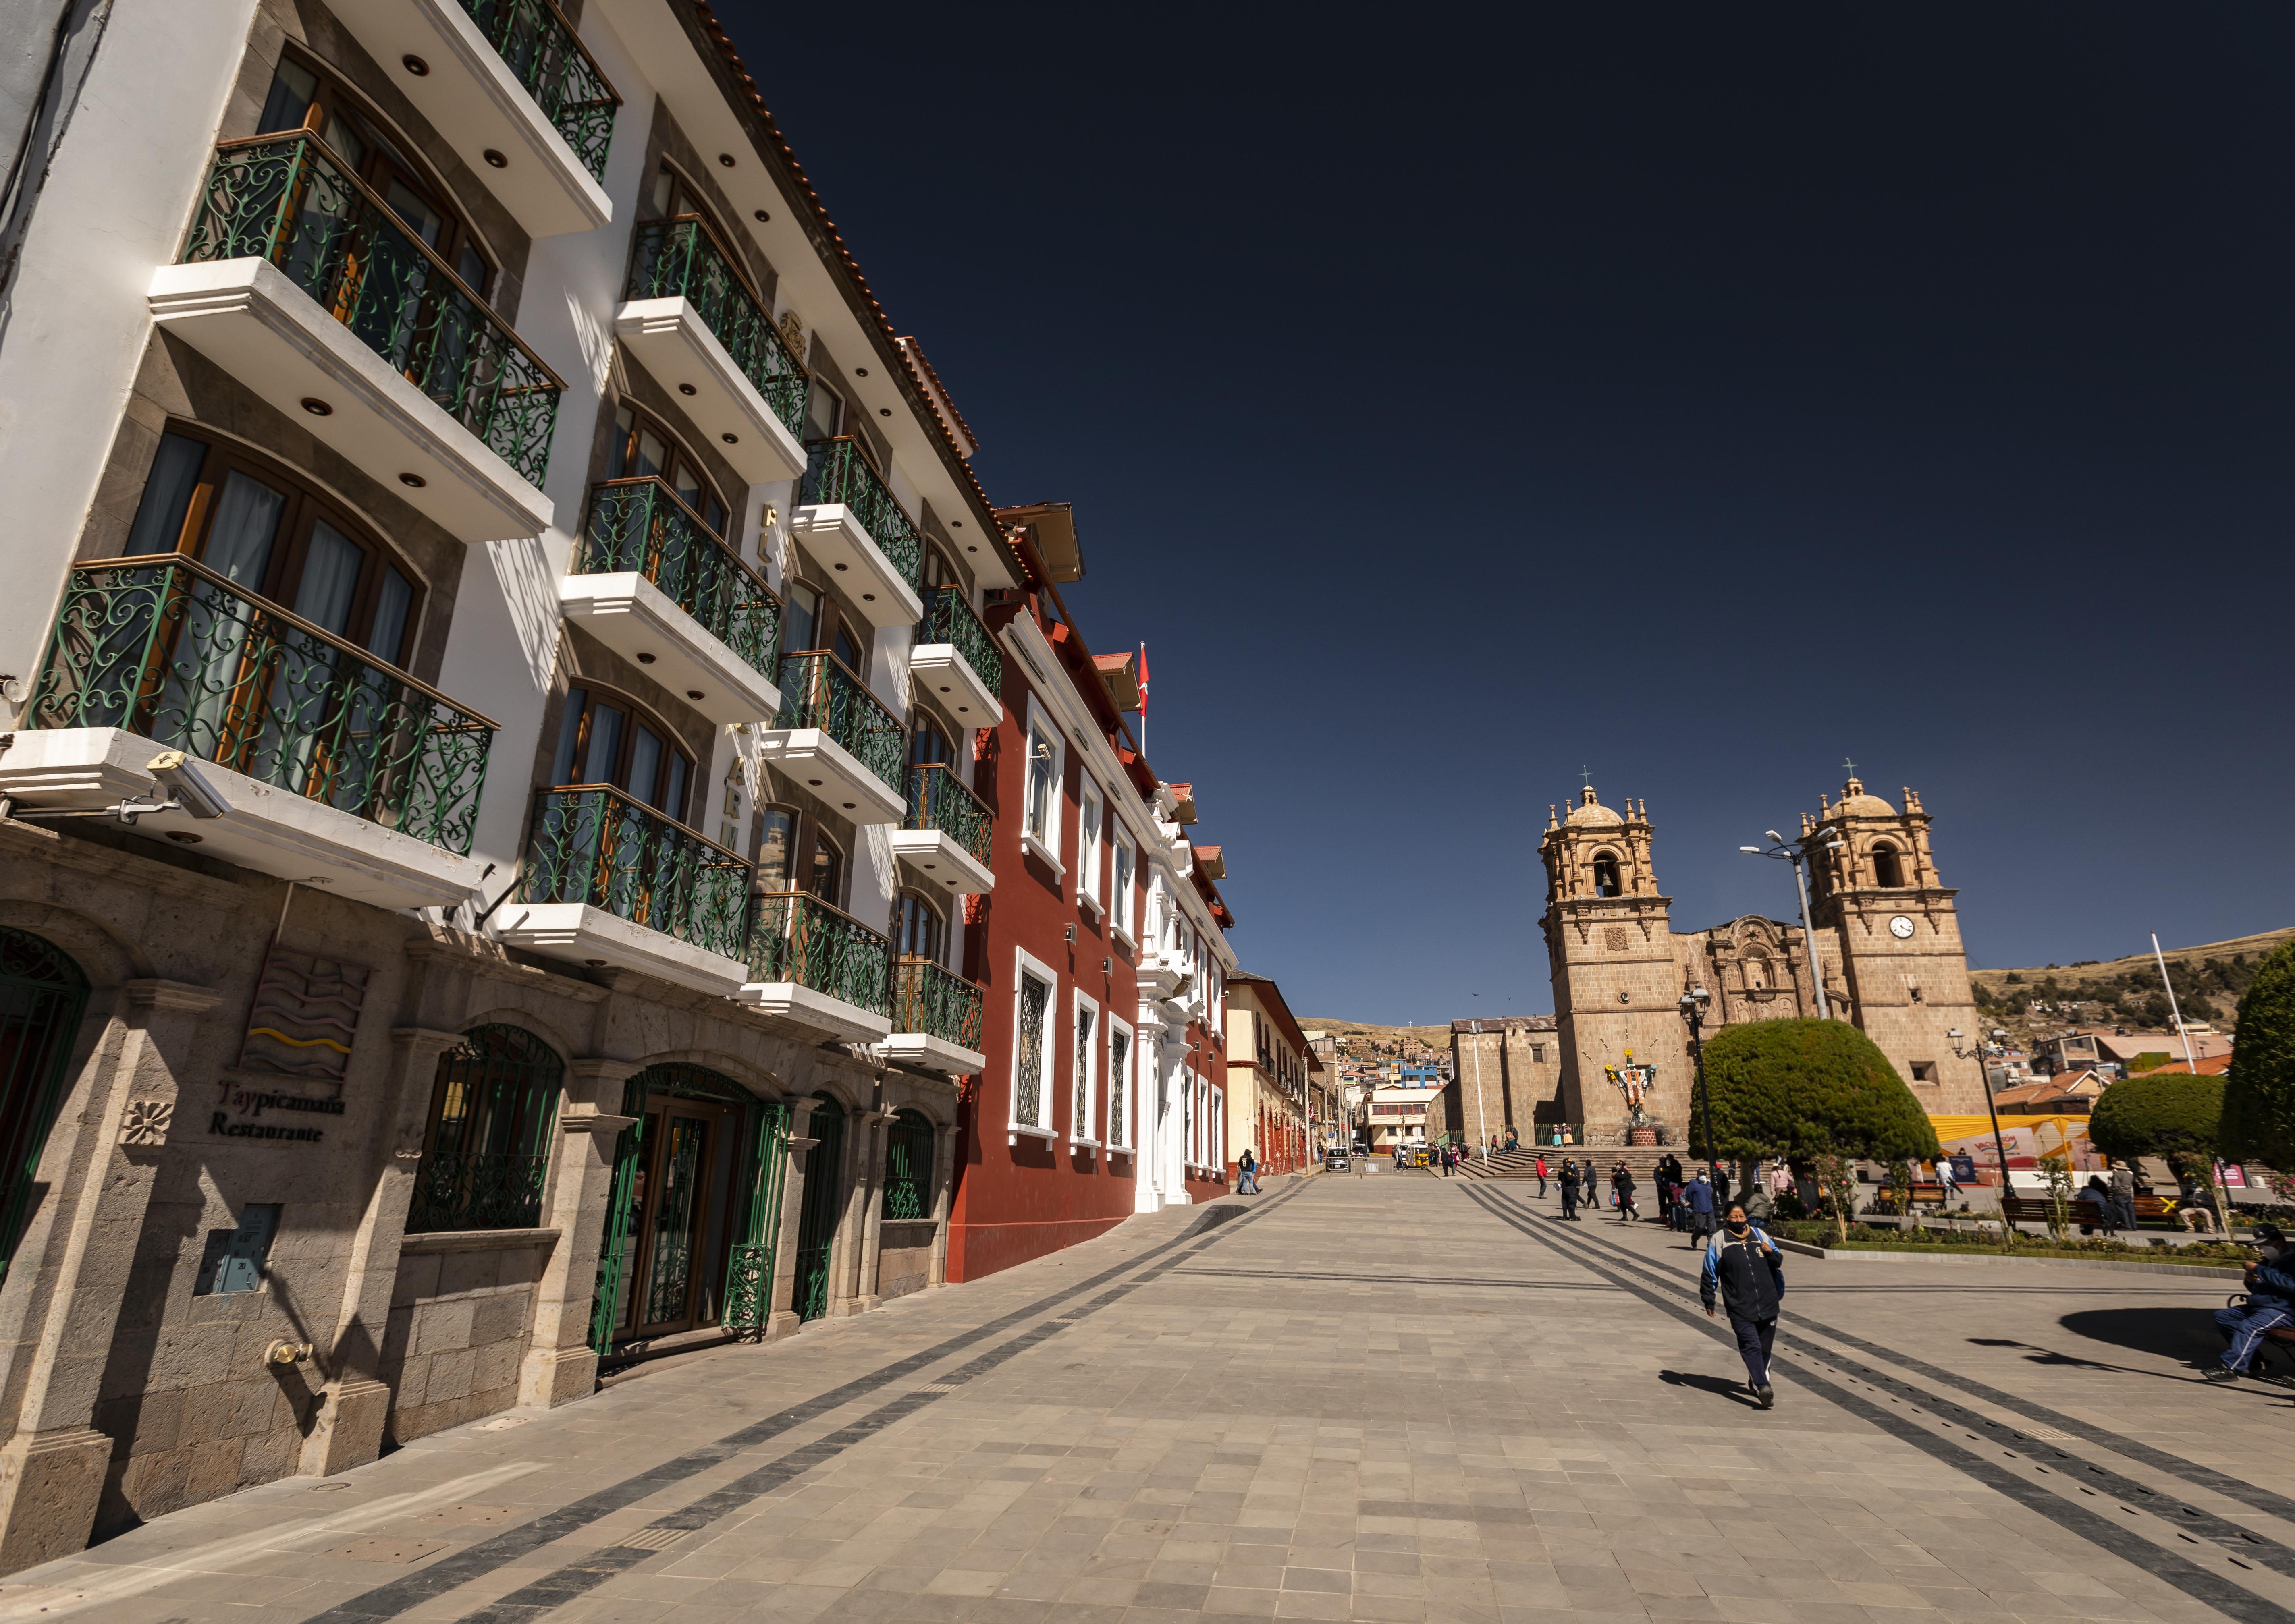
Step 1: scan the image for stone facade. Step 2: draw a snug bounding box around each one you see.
[1538,777,1986,1142]
[1439,1018,1561,1145]
[0,819,957,1565]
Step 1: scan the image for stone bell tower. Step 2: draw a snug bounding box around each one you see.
[1539,787,1690,1142]
[1804,773,1986,1115]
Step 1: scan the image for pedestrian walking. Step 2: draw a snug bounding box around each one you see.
[1238,1148,1259,1195]
[1936,1157,1958,1203]
[1559,1159,1581,1220]
[1615,1161,1639,1222]
[2210,1224,2295,1381]
[1534,1154,1548,1197]
[1683,1171,1716,1244]
[1701,1202,1786,1408]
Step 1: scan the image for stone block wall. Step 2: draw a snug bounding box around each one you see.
[876,1222,936,1302]
[379,1232,553,1445]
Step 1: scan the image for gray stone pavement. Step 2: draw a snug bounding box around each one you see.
[7,1171,2295,1624]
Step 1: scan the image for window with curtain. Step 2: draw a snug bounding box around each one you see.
[550,685,694,821]
[605,403,730,536]
[120,425,423,664]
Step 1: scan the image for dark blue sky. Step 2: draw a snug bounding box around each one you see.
[725,2,2295,1022]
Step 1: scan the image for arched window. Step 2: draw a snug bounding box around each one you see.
[908,713,953,768]
[407,1025,563,1233]
[258,52,495,296]
[882,1108,935,1219]
[0,931,88,1283]
[1591,853,1622,897]
[648,162,736,249]
[754,804,798,890]
[604,403,729,537]
[1872,843,1905,888]
[550,684,695,822]
[896,891,944,962]
[124,423,423,664]
[807,829,844,904]
[780,579,862,674]
[921,545,958,592]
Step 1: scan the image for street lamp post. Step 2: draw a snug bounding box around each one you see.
[1741,830,1846,1018]
[1679,986,1716,1185]
[1953,1026,2014,1225]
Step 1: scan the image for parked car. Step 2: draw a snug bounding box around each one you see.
[1323,1148,1351,1172]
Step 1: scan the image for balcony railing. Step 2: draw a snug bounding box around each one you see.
[27,553,496,851]
[891,957,984,1052]
[799,438,922,591]
[744,892,891,1016]
[775,652,906,792]
[578,479,781,680]
[921,585,1001,696]
[903,764,991,866]
[626,216,806,438]
[457,0,621,180]
[181,132,564,485]
[518,786,750,959]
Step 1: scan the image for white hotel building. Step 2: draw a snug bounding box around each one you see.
[0,0,1063,1566]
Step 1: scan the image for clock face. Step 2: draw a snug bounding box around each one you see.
[1889,915,1916,940]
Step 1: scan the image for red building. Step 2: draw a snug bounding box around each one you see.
[948,512,1230,1279]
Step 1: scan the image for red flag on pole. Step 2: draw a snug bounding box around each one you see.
[1137,643,1149,714]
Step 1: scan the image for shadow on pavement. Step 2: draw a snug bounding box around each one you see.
[1659,1369,1762,1407]
[2052,1307,2227,1365]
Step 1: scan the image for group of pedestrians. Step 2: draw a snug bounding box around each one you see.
[1549,1156,1611,1219]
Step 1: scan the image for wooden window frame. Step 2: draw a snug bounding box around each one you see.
[551,682,698,823]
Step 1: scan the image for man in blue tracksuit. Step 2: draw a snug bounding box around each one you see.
[2210,1222,2295,1381]
[1702,1202,1784,1407]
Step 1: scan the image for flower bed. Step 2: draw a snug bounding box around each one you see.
[1767,1219,2254,1268]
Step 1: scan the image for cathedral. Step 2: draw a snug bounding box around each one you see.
[1537,774,1986,1142]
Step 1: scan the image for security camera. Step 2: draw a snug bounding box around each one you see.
[147,751,229,820]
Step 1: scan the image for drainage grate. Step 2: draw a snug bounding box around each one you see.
[2020,1425,2074,1442]
[621,1527,690,1551]
[914,1382,960,1394]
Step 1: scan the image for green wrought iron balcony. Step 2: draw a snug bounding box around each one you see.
[799,438,923,591]
[457,0,621,181]
[27,552,496,850]
[625,216,807,440]
[745,891,891,1016]
[178,132,564,487]
[891,957,985,1052]
[775,652,906,793]
[921,585,1002,697]
[904,764,992,866]
[577,478,782,682]
[517,786,751,959]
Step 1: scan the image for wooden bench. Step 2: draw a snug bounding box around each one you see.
[2001,1194,2200,1230]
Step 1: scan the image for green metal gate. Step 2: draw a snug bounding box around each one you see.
[791,1096,844,1322]
[882,1109,935,1220]
[0,931,88,1285]
[589,1066,787,1356]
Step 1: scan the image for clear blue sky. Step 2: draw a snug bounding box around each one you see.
[724,3,2295,1022]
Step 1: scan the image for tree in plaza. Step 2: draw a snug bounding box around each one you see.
[2087,1070,2229,1233]
[1691,1018,1940,1243]
[2222,940,2295,1176]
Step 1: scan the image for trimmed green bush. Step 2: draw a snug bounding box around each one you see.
[1692,1018,1941,1164]
[2223,940,2295,1167]
[2088,1071,2222,1168]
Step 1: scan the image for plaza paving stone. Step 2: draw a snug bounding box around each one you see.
[5,1170,2295,1624]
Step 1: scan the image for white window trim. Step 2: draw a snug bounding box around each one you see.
[1211,1084,1224,1173]
[1078,780,1104,910]
[1008,945,1059,1141]
[1021,701,1065,875]
[1110,835,1137,948]
[1106,1014,1135,1153]
[1070,988,1102,1147]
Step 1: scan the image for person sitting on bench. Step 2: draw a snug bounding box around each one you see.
[2209,1224,2295,1383]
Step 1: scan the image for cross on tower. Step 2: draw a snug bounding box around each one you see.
[1580,766,1594,789]
[1842,756,1858,778]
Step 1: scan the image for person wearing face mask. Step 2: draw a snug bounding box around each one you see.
[1701,1201,1785,1408]
[2209,1223,2295,1383]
